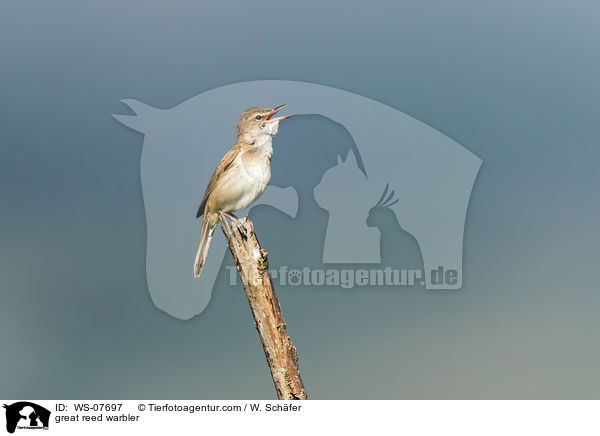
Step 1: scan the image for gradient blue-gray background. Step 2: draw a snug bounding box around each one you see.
[1,1,598,399]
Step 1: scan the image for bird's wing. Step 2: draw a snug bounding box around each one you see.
[196,144,241,218]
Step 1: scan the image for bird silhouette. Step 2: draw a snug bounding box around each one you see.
[366,184,424,273]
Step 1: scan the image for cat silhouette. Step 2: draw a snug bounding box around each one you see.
[314,150,381,263]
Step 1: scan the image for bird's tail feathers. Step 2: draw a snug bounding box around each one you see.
[194,212,217,278]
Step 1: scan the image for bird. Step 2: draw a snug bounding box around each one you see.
[193,105,291,278]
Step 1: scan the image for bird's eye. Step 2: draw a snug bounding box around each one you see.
[255,115,262,120]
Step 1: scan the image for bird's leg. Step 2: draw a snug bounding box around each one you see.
[222,211,238,221]
[220,211,248,238]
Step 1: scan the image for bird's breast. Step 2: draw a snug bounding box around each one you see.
[212,147,270,212]
[240,144,272,187]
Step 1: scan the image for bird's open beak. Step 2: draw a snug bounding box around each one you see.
[266,104,291,123]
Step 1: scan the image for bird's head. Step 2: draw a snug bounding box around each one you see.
[236,105,291,143]
[366,184,399,228]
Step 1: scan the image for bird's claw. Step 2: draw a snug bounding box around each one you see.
[232,218,248,239]
[219,211,248,239]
